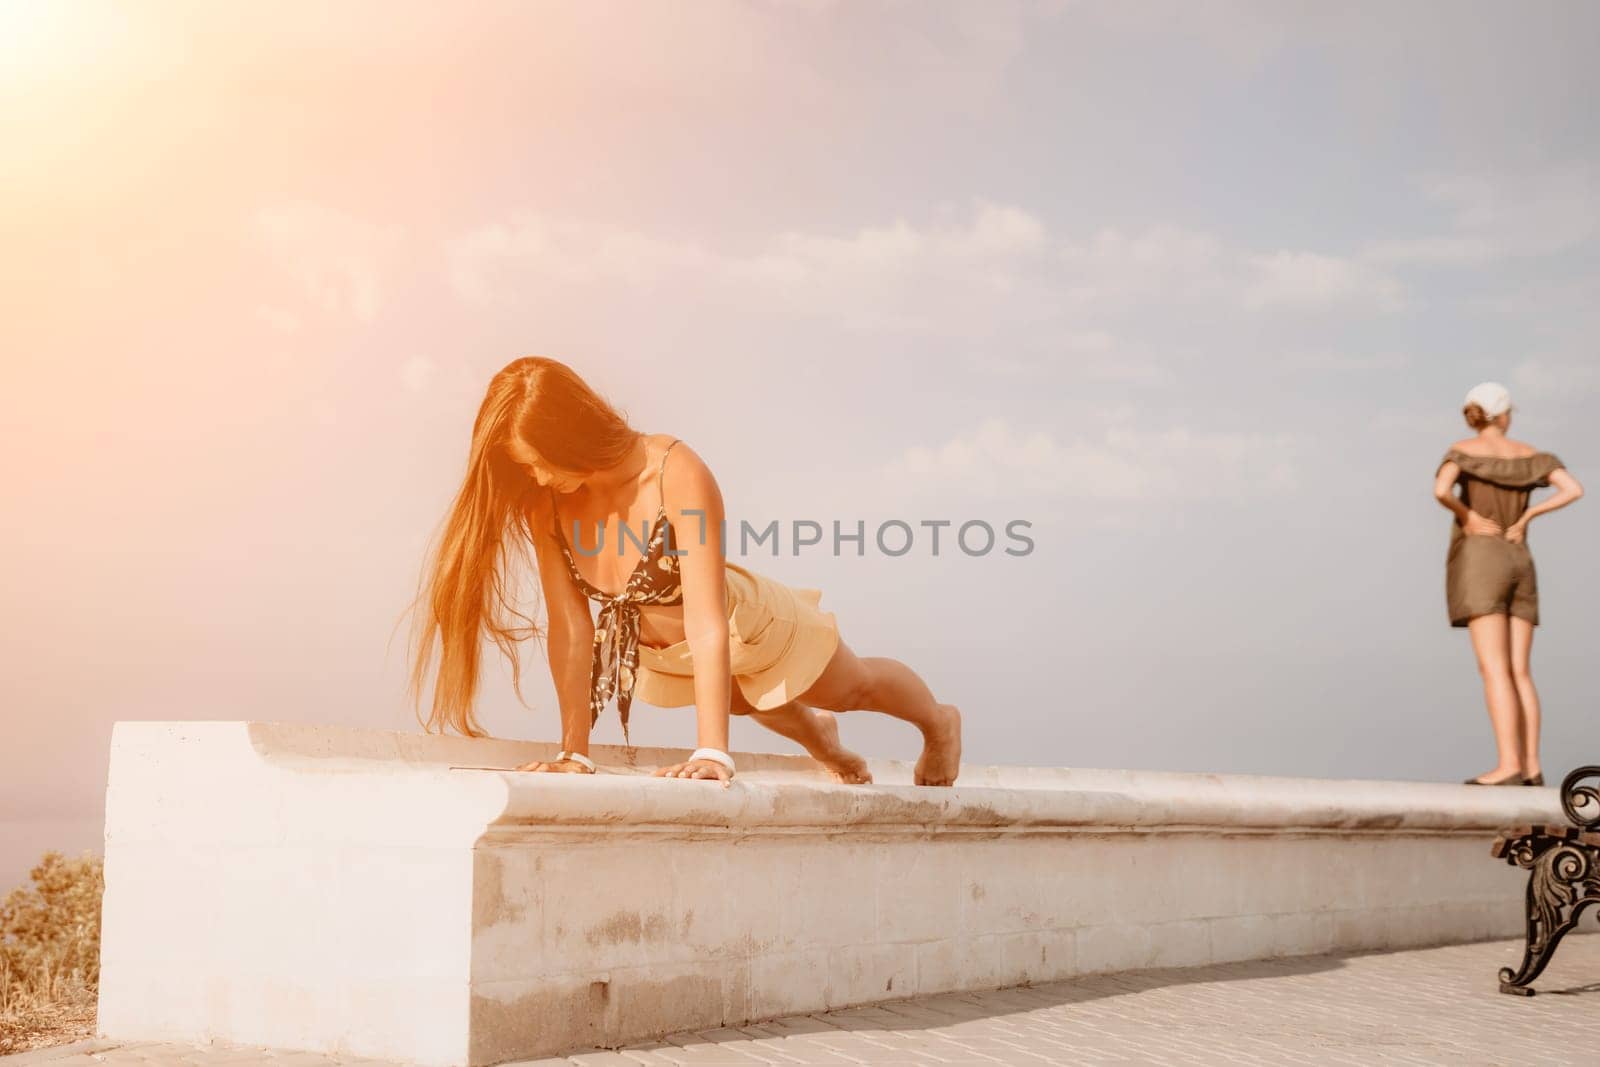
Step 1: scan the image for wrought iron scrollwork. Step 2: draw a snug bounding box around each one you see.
[1560,765,1600,830]
[1493,766,1600,995]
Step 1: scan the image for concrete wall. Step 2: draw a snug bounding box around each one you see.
[97,722,1560,1066]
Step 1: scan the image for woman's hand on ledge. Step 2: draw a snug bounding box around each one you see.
[515,758,596,774]
[653,758,733,787]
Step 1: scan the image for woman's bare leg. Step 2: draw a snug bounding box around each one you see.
[728,684,872,784]
[797,637,962,786]
[1466,613,1524,782]
[1509,616,1541,781]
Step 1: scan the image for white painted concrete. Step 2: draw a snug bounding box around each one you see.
[96,722,1561,1066]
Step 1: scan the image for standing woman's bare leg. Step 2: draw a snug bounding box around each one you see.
[797,637,962,786]
[1509,616,1541,782]
[1466,613,1523,781]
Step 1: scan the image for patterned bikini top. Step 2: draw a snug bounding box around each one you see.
[549,438,684,742]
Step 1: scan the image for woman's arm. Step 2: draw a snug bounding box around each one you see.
[1508,468,1584,541]
[654,442,734,784]
[520,489,599,771]
[1432,460,1502,536]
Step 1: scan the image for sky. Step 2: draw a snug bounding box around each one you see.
[3,0,1598,889]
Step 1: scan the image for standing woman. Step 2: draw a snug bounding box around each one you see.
[407,356,963,786]
[1432,382,1584,786]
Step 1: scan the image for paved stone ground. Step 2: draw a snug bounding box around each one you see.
[11,937,1600,1066]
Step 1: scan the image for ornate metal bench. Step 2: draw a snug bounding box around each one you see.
[1491,766,1600,995]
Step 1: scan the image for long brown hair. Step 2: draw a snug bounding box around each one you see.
[406,356,640,736]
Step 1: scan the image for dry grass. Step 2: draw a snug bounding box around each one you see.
[0,851,103,1055]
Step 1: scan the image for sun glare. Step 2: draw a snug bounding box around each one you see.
[0,1,129,89]
[0,1,65,73]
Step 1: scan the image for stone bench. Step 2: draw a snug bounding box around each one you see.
[1491,765,1600,995]
[97,721,1568,1066]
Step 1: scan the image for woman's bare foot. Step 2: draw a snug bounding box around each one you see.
[915,703,962,786]
[807,708,872,784]
[745,701,871,783]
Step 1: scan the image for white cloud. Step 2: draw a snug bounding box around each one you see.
[449,198,1048,304]
[446,198,1062,339]
[1241,251,1403,311]
[451,206,1403,334]
[1278,350,1411,373]
[1345,167,1599,273]
[1360,236,1494,267]
[1418,166,1600,259]
[762,200,1048,282]
[1054,226,1226,308]
[971,330,1177,386]
[1067,226,1224,274]
[1055,227,1402,314]
[448,214,721,296]
[254,202,403,322]
[1479,274,1600,322]
[1084,358,1176,387]
[884,417,1298,502]
[1061,332,1177,387]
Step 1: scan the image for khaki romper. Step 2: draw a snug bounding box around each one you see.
[634,560,841,711]
[1436,449,1565,628]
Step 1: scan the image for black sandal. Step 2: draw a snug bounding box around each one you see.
[1464,774,1524,786]
[1523,773,1545,787]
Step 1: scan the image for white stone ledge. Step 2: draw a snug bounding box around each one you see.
[189,720,1561,835]
[97,721,1563,1066]
[483,772,1556,836]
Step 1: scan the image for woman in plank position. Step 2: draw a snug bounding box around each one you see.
[1432,381,1583,787]
[408,356,962,786]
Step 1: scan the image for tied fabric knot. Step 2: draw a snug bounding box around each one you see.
[552,494,685,746]
[584,566,682,744]
[590,594,644,742]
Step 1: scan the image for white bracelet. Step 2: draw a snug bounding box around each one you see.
[689,747,736,774]
[555,750,596,773]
